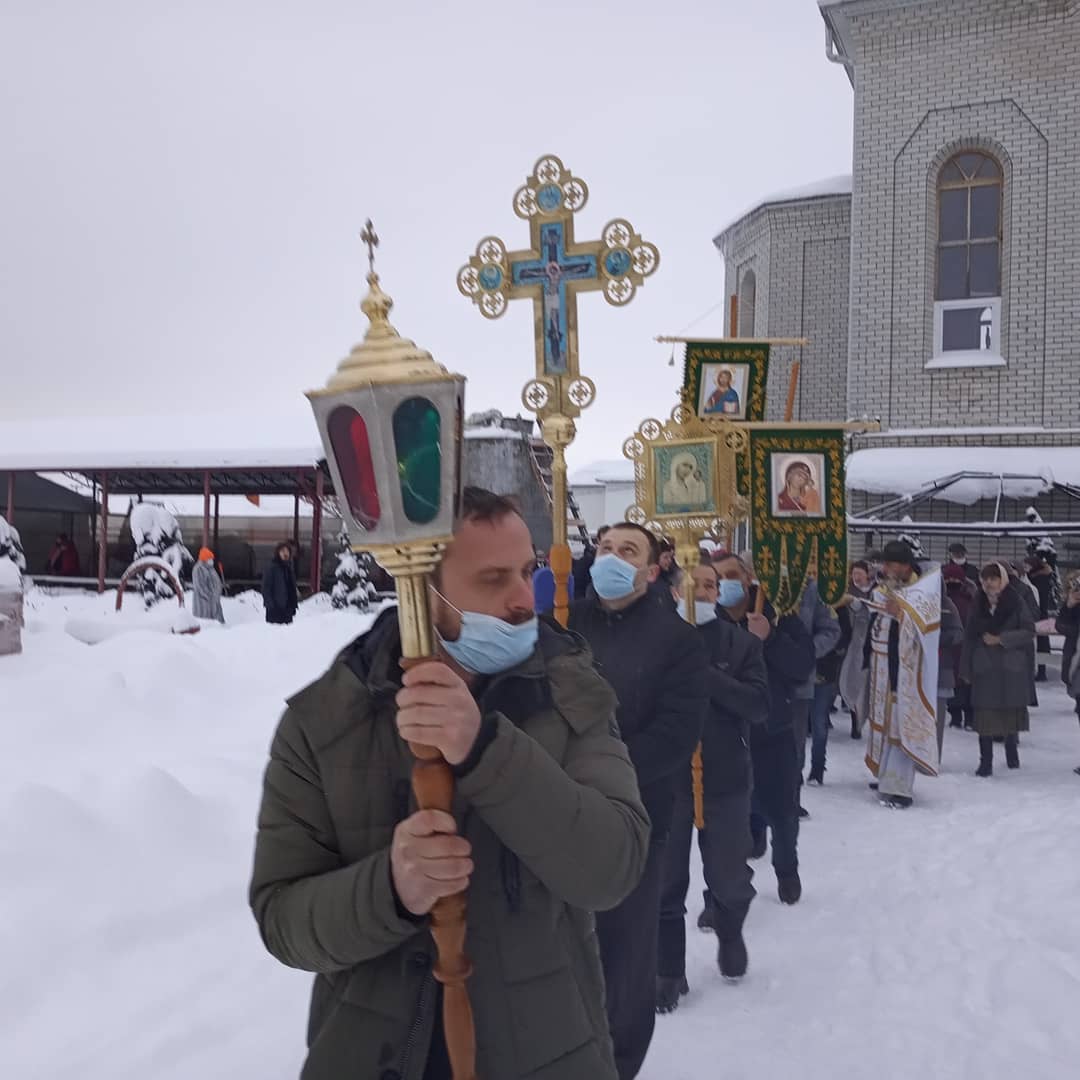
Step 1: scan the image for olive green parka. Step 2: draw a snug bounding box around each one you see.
[249,611,650,1079]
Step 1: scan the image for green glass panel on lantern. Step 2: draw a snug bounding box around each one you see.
[392,396,442,524]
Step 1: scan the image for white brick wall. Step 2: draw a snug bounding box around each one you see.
[844,0,1080,429]
[719,0,1079,434]
[717,196,851,421]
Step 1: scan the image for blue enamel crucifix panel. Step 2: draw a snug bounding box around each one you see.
[511,222,598,376]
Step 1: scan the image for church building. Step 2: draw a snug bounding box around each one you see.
[715,0,1080,559]
[718,0,1079,438]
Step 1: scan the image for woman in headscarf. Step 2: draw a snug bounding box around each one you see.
[959,563,1035,776]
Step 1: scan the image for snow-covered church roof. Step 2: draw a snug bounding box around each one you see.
[715,174,853,243]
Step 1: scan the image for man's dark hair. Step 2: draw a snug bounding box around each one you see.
[458,486,524,526]
[596,525,611,542]
[949,542,968,557]
[851,559,870,574]
[605,522,661,564]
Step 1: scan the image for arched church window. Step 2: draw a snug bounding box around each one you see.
[930,150,1005,365]
[738,270,756,338]
[936,151,1002,301]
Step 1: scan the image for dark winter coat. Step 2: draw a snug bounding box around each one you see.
[250,611,650,1080]
[1029,565,1054,620]
[737,590,816,740]
[569,589,707,836]
[262,555,298,624]
[816,604,853,686]
[1056,599,1080,690]
[959,585,1035,712]
[938,590,965,695]
[699,612,770,795]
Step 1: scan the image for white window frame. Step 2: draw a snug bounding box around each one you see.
[927,297,1005,369]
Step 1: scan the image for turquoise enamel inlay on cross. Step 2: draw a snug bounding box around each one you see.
[511,222,597,376]
[457,154,660,407]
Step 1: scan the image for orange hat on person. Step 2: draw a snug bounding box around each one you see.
[198,548,214,562]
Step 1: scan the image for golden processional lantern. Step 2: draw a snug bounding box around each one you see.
[307,221,477,1080]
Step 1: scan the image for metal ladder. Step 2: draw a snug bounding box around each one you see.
[525,435,591,544]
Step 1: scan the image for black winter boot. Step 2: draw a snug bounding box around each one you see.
[1005,734,1020,770]
[655,975,689,1014]
[851,712,862,739]
[1036,665,1047,683]
[718,933,749,980]
[749,826,767,860]
[976,737,993,777]
[778,873,802,905]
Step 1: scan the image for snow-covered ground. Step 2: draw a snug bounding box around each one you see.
[3,591,1079,1079]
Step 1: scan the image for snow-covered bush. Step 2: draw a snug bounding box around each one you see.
[331,527,376,612]
[128,503,193,608]
[0,515,24,656]
[0,514,27,575]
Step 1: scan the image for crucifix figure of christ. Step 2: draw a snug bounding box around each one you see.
[458,154,660,392]
[458,155,660,627]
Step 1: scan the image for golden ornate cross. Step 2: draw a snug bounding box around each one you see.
[457,155,659,418]
[360,219,379,274]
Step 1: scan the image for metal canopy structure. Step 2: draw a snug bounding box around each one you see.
[848,471,1080,538]
[3,459,335,595]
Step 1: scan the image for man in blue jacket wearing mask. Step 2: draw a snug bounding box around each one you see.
[657,560,768,1013]
[570,523,708,1080]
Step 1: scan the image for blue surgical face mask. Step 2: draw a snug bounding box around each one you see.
[717,578,746,608]
[590,553,640,601]
[432,590,539,675]
[679,599,718,626]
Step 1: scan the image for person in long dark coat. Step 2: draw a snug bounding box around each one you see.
[959,563,1035,776]
[944,562,978,730]
[1025,554,1055,682]
[1056,576,1080,775]
[262,542,299,625]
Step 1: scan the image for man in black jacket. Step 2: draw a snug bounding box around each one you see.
[715,553,814,905]
[570,523,707,1080]
[657,562,768,1013]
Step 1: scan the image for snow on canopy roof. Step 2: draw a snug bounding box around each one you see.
[715,174,853,240]
[463,427,523,441]
[0,413,323,472]
[570,459,635,486]
[847,446,1080,506]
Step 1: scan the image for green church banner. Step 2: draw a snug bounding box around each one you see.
[682,341,770,499]
[749,429,847,611]
[681,342,770,423]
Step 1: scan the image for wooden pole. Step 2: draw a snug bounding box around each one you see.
[546,414,574,628]
[202,470,211,550]
[729,294,739,338]
[382,546,477,1080]
[213,495,220,555]
[97,472,109,594]
[310,469,324,595]
[784,360,802,423]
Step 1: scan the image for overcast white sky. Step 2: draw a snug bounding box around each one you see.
[0,0,853,468]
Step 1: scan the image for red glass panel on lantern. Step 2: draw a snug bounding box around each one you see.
[328,406,381,531]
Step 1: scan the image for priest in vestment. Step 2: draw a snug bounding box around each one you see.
[862,541,942,808]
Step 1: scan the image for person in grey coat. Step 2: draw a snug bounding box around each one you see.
[960,563,1035,776]
[935,583,965,759]
[839,561,874,739]
[192,548,225,623]
[792,574,841,801]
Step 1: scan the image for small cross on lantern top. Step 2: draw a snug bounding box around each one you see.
[360,219,380,275]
